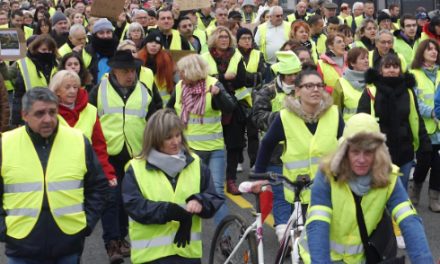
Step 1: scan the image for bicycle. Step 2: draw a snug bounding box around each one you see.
[209,172,313,264]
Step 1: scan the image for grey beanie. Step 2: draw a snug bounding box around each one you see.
[51,11,68,25]
[92,18,114,34]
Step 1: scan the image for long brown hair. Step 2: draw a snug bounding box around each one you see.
[138,47,174,93]
[411,39,440,69]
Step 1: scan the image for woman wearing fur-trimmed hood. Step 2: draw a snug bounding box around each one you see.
[300,113,433,263]
[254,70,344,218]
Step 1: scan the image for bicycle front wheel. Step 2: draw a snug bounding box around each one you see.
[209,215,258,264]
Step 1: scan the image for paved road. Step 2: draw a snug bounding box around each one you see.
[0,176,438,263]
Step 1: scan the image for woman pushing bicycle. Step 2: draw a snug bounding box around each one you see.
[299,113,433,263]
[254,70,344,232]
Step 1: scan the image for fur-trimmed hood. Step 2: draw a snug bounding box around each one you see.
[365,68,416,88]
[283,90,334,123]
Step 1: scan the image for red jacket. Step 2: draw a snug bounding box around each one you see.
[58,88,116,181]
[422,23,440,44]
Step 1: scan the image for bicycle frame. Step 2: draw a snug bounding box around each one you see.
[223,212,265,264]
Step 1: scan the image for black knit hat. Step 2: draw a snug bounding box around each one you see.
[377,11,391,25]
[144,30,163,45]
[236,27,253,41]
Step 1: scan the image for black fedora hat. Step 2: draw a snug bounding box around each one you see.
[108,50,142,69]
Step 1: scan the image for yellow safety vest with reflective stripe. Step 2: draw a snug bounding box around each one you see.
[17,57,57,91]
[318,60,342,89]
[139,66,154,92]
[1,125,87,239]
[58,103,97,141]
[120,23,130,42]
[368,51,407,72]
[312,34,327,57]
[411,68,440,134]
[201,50,252,105]
[393,37,421,66]
[338,77,363,121]
[23,26,33,39]
[194,28,208,54]
[82,49,92,69]
[169,30,183,50]
[367,84,420,150]
[154,78,170,107]
[271,88,286,113]
[287,13,310,23]
[196,13,216,31]
[280,106,339,204]
[257,21,290,62]
[97,78,150,157]
[128,155,202,263]
[242,49,261,74]
[241,11,256,24]
[299,165,415,264]
[175,76,224,151]
[58,43,73,57]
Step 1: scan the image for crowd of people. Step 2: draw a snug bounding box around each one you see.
[0,0,439,263]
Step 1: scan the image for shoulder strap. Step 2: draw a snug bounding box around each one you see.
[352,192,371,257]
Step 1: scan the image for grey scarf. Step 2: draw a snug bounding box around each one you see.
[348,174,372,196]
[343,68,366,91]
[147,149,187,178]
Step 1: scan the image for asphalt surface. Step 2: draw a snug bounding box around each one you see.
[0,174,439,263]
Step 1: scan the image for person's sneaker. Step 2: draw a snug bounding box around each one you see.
[119,239,131,257]
[227,180,241,195]
[106,240,124,264]
[396,235,406,249]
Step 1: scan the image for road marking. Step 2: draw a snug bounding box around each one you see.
[225,188,275,228]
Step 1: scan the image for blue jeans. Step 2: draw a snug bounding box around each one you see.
[399,160,414,190]
[193,149,228,225]
[268,165,292,226]
[8,254,80,264]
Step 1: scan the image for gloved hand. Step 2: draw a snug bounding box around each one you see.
[165,203,193,247]
[174,214,192,247]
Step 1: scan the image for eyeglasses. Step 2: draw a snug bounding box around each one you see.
[299,82,325,90]
[240,36,252,41]
[379,40,393,45]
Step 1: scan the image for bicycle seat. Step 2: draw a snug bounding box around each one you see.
[238,180,272,194]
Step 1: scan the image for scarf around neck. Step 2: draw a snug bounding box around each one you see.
[147,148,187,178]
[180,80,207,125]
[349,174,372,196]
[343,68,366,90]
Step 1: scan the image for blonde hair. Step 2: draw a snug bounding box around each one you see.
[320,136,393,188]
[177,54,209,82]
[49,70,81,93]
[117,39,136,51]
[139,109,191,160]
[207,26,236,49]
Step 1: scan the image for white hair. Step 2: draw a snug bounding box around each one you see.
[133,9,148,17]
[353,2,364,9]
[69,23,86,36]
[126,22,145,39]
[269,6,282,16]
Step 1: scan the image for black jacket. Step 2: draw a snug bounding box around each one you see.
[0,125,108,259]
[357,69,431,165]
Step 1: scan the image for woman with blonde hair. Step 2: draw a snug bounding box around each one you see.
[49,70,117,187]
[202,26,249,196]
[299,113,433,264]
[122,108,224,264]
[167,54,235,224]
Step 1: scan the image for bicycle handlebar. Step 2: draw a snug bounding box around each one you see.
[249,172,313,193]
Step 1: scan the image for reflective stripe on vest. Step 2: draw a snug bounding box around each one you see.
[18,57,57,91]
[1,126,87,239]
[174,76,224,151]
[155,78,170,107]
[128,155,202,263]
[392,200,417,225]
[202,50,252,105]
[97,78,150,156]
[306,205,332,223]
[280,106,339,204]
[338,77,363,121]
[411,69,440,134]
[257,21,290,61]
[58,103,97,141]
[367,85,419,150]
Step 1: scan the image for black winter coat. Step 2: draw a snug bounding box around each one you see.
[357,69,431,165]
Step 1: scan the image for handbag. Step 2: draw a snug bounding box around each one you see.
[352,192,405,264]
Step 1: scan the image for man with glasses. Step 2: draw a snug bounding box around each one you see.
[133,9,150,33]
[255,6,290,83]
[394,14,422,66]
